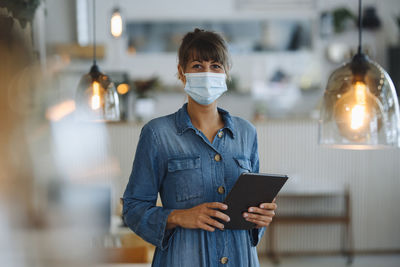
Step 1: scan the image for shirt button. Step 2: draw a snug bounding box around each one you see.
[217,186,225,194]
[220,257,228,264]
[218,131,223,138]
[214,154,221,162]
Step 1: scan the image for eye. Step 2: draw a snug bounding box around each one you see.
[192,64,202,69]
[211,64,222,69]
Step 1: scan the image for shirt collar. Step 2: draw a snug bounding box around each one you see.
[175,103,235,138]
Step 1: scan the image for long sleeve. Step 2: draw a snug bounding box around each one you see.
[248,130,266,246]
[122,123,175,250]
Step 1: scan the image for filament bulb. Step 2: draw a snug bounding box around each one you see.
[111,10,123,38]
[91,81,101,110]
[350,81,367,130]
[333,80,381,142]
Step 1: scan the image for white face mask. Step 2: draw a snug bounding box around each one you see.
[184,72,227,105]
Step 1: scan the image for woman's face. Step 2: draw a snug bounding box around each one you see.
[178,58,225,84]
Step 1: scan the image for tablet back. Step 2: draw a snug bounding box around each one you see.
[222,173,288,230]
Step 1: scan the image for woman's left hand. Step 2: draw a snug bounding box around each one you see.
[243,199,277,228]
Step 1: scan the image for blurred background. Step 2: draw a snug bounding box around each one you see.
[0,0,399,266]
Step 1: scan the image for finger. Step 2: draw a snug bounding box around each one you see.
[199,222,216,232]
[207,209,230,222]
[259,203,277,210]
[272,198,276,203]
[206,202,228,210]
[246,217,271,227]
[248,207,275,216]
[204,216,225,230]
[246,215,273,224]
[243,212,273,222]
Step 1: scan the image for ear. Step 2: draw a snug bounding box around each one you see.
[177,64,186,84]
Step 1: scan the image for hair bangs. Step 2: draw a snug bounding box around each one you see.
[185,38,226,66]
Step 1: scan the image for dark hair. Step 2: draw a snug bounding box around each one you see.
[178,28,231,78]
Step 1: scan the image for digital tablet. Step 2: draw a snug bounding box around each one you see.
[221,173,288,230]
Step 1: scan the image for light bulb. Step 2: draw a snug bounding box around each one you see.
[350,82,367,130]
[333,80,383,142]
[351,105,365,130]
[111,9,123,38]
[117,83,130,95]
[91,81,101,110]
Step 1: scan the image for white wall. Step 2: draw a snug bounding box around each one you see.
[45,0,76,44]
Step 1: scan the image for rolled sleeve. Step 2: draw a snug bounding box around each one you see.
[123,123,175,250]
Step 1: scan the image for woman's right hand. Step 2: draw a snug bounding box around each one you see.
[167,202,230,232]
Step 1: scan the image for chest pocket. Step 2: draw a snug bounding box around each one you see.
[168,156,203,202]
[234,157,252,174]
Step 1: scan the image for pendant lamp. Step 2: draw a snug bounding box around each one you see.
[318,0,400,149]
[75,0,120,121]
[110,7,123,38]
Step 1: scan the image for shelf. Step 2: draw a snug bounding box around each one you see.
[274,215,349,224]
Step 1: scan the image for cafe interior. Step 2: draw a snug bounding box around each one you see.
[1,0,400,266]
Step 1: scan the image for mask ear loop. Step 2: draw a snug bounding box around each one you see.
[177,65,186,84]
[177,64,188,104]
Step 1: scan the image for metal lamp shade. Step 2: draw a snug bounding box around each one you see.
[319,55,400,149]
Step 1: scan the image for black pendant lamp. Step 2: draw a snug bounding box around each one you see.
[319,0,400,149]
[75,0,120,121]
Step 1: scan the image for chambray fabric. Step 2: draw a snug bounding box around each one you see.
[123,103,265,267]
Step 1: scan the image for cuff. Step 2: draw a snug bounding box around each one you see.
[249,227,266,246]
[158,209,176,251]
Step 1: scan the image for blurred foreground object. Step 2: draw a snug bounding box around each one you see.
[0,6,111,267]
[319,0,400,149]
[0,0,40,28]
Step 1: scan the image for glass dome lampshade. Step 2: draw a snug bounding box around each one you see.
[75,64,120,121]
[319,53,400,149]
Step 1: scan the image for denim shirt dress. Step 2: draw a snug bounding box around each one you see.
[123,103,265,267]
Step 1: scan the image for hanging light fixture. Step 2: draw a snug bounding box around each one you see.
[319,0,400,149]
[75,0,120,121]
[110,7,123,38]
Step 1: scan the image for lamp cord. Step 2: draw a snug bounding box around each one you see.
[93,0,96,65]
[358,0,362,54]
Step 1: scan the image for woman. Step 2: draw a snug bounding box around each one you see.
[123,28,277,266]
